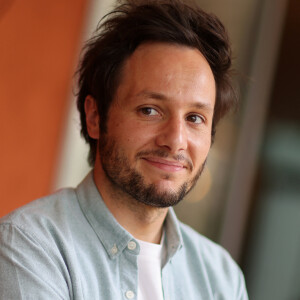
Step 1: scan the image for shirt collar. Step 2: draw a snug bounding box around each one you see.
[164,206,183,260]
[75,171,183,260]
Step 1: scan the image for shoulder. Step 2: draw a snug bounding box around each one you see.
[179,222,231,261]
[0,189,79,299]
[0,187,81,243]
[177,221,247,298]
[179,221,238,271]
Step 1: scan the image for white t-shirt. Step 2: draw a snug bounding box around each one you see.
[137,234,165,300]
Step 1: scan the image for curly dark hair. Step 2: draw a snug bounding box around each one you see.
[77,0,236,165]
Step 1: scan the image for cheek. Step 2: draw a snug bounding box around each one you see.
[110,120,155,149]
[189,135,211,163]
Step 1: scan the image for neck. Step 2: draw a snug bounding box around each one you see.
[93,168,168,244]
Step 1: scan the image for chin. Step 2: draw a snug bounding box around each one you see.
[151,179,184,193]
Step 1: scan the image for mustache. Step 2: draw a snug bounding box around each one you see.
[136,149,193,171]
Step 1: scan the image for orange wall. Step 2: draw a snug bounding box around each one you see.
[0,0,89,216]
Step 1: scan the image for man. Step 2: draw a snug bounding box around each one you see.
[0,0,248,299]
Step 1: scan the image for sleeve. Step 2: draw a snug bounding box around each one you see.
[0,223,70,300]
[236,268,249,300]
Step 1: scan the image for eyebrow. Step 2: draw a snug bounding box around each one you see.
[136,90,214,112]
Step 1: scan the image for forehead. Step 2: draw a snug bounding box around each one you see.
[114,42,216,107]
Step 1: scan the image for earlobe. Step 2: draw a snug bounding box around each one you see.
[84,95,100,139]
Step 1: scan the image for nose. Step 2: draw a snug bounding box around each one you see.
[155,117,188,153]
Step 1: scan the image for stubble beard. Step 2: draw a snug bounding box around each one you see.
[98,135,206,208]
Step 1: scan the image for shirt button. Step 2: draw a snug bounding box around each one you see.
[127,241,136,250]
[111,245,118,255]
[125,290,135,299]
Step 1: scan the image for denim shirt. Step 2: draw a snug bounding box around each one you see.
[0,172,248,300]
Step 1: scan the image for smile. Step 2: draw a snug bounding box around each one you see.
[142,157,187,172]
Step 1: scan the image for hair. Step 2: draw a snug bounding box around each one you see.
[77,0,237,165]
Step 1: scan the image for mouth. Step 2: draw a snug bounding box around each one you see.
[142,157,187,173]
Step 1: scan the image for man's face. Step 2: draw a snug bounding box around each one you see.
[96,43,215,207]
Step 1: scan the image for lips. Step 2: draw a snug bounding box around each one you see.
[142,157,187,172]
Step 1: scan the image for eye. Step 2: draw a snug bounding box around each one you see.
[186,114,204,124]
[139,107,159,116]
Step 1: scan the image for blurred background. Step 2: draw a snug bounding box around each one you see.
[0,0,299,298]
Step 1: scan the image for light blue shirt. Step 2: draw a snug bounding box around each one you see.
[0,172,248,299]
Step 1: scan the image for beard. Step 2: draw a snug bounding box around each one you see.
[98,134,206,208]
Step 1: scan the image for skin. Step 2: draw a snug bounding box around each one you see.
[85,42,216,243]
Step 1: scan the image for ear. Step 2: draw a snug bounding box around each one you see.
[84,95,100,139]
